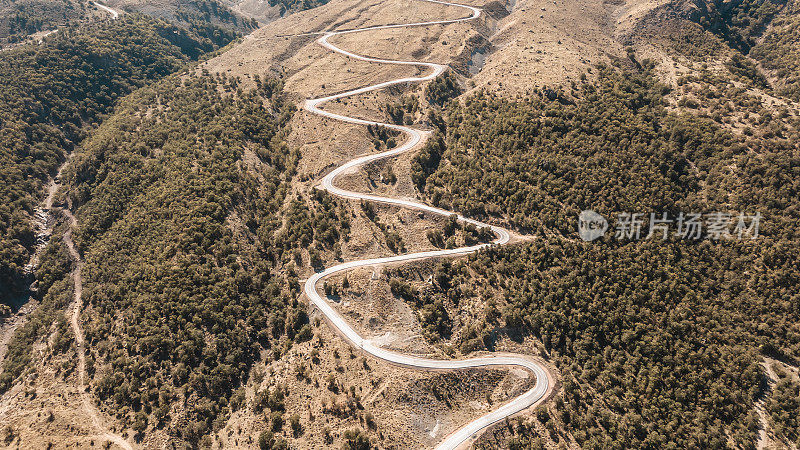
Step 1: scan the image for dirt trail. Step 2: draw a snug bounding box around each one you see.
[755,360,779,450]
[93,1,120,19]
[62,209,133,450]
[755,359,800,450]
[0,164,67,369]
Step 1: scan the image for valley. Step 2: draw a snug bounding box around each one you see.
[0,0,799,447]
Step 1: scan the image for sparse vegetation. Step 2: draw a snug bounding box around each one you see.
[341,428,371,450]
[0,236,73,393]
[385,95,419,125]
[366,124,400,150]
[359,201,406,253]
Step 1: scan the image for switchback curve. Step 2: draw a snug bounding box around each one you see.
[301,1,554,448]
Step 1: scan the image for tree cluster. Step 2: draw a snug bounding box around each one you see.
[424,71,462,107]
[402,63,800,447]
[48,73,348,444]
[750,11,800,101]
[0,14,225,306]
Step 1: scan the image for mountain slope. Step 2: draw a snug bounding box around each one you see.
[0,0,256,46]
[200,0,800,447]
[0,14,227,310]
[1,0,798,446]
[106,0,258,42]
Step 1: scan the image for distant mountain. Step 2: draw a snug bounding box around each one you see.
[107,0,257,40]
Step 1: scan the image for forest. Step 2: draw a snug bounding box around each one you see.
[685,0,800,102]
[414,62,800,239]
[0,0,85,44]
[267,0,331,15]
[153,0,257,50]
[750,8,800,101]
[690,0,786,52]
[405,61,800,447]
[0,0,252,45]
[50,72,349,444]
[417,236,798,448]
[0,13,239,307]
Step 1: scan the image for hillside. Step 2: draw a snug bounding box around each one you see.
[105,0,257,41]
[200,0,800,447]
[0,14,229,310]
[220,0,331,25]
[408,64,799,447]
[0,8,254,446]
[0,0,254,46]
[0,0,88,44]
[0,0,798,447]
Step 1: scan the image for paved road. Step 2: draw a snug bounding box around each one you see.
[93,1,119,19]
[302,1,552,448]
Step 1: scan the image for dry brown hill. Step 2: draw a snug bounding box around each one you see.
[3,0,798,446]
[195,0,800,446]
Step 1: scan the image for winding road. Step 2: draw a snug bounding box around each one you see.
[93,1,120,19]
[301,1,553,448]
